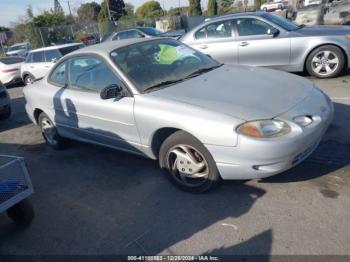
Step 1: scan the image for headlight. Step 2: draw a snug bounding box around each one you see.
[237,120,291,138]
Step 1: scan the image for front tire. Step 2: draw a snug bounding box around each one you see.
[159,131,220,193]
[24,75,34,85]
[306,45,345,78]
[38,112,64,149]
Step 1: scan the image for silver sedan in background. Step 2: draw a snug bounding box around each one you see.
[23,38,333,192]
[181,12,350,78]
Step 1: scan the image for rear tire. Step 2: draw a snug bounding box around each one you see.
[306,45,345,78]
[159,131,220,193]
[38,112,64,149]
[7,199,34,227]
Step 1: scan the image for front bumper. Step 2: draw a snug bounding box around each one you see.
[207,88,333,180]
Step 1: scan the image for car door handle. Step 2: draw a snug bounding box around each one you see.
[199,45,208,49]
[239,42,249,47]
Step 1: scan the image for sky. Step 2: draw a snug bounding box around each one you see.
[0,0,203,27]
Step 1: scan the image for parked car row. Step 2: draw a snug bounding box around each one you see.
[3,12,343,192]
[260,1,288,12]
[5,42,32,57]
[181,12,350,79]
[21,43,84,85]
[22,37,333,193]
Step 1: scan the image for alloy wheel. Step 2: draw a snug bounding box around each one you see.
[311,50,340,77]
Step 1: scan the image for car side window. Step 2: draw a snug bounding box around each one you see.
[112,31,129,41]
[128,30,143,38]
[235,18,273,36]
[49,62,66,86]
[68,56,122,93]
[195,20,233,40]
[26,53,33,63]
[45,50,62,62]
[32,51,44,63]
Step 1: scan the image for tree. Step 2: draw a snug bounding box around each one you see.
[207,0,218,16]
[0,26,9,32]
[218,0,233,14]
[135,1,164,18]
[168,6,189,16]
[32,10,70,27]
[77,2,101,24]
[189,0,202,16]
[124,3,135,18]
[109,0,127,20]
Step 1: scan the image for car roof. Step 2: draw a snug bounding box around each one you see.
[30,43,83,53]
[68,38,158,57]
[203,11,264,23]
[10,42,29,47]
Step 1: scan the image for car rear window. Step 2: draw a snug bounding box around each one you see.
[0,57,25,65]
[59,45,84,56]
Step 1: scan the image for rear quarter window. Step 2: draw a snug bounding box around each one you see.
[59,45,84,56]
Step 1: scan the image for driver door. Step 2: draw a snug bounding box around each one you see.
[234,17,290,68]
[54,55,141,153]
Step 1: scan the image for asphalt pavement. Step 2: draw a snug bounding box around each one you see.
[0,72,349,256]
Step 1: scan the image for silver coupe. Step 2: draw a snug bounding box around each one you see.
[23,38,333,192]
[181,12,350,78]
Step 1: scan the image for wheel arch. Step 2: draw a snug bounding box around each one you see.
[304,43,348,71]
[21,71,35,81]
[150,127,182,158]
[33,108,44,124]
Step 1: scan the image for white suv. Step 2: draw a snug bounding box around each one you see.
[21,43,84,85]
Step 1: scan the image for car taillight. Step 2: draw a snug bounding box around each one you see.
[2,68,19,73]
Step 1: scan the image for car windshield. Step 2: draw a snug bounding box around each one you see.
[9,45,27,51]
[138,27,163,36]
[261,13,301,31]
[110,39,221,93]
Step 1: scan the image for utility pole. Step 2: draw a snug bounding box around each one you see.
[105,0,112,21]
[66,0,72,16]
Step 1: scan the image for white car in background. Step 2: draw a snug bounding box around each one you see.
[6,42,32,57]
[0,56,25,86]
[260,1,285,11]
[21,43,84,85]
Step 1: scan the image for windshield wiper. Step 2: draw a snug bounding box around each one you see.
[185,64,223,79]
[142,64,223,93]
[143,79,185,93]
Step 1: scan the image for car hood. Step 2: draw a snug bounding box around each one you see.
[296,25,350,36]
[151,65,314,121]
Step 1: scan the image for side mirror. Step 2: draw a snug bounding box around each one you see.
[267,27,280,37]
[100,84,123,100]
